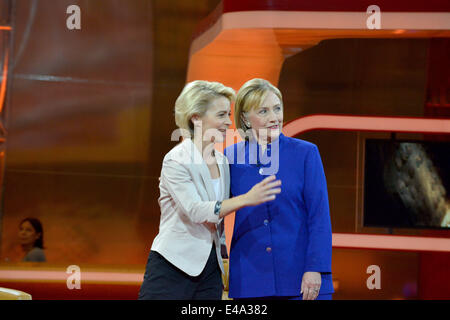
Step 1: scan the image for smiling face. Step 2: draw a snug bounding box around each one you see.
[191,95,232,144]
[244,90,283,144]
[18,221,41,248]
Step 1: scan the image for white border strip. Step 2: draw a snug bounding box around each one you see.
[333,233,450,252]
[0,270,143,283]
[283,115,450,136]
[191,11,450,54]
[222,11,450,30]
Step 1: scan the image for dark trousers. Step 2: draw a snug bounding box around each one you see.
[138,245,223,300]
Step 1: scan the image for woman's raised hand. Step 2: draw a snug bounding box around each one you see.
[219,176,281,219]
[243,175,281,206]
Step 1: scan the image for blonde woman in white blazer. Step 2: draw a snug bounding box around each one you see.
[138,81,282,300]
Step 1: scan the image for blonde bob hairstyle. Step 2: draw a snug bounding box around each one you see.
[174,80,236,136]
[234,78,283,132]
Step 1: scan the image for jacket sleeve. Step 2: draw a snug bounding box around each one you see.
[160,155,220,225]
[303,145,333,273]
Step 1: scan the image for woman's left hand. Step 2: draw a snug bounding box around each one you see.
[300,272,321,300]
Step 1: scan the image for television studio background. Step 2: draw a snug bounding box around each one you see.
[0,0,449,300]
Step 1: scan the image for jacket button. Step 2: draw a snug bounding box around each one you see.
[264,219,269,226]
[266,247,272,253]
[259,168,264,175]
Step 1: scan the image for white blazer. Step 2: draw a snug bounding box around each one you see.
[151,138,230,277]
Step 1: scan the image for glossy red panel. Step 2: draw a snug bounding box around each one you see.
[222,0,450,13]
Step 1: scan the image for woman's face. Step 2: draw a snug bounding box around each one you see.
[192,96,232,143]
[244,90,283,143]
[18,221,40,247]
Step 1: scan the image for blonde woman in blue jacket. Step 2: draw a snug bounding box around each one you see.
[224,79,334,300]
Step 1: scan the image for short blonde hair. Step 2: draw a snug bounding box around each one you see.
[174,80,236,136]
[234,78,283,132]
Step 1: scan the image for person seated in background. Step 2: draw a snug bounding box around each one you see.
[18,217,46,262]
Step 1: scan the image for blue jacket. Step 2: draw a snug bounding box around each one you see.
[224,133,334,298]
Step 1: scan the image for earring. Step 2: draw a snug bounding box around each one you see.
[246,122,251,128]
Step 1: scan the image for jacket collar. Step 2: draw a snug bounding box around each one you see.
[182,138,225,201]
[246,133,283,163]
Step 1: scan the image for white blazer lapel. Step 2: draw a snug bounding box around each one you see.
[216,152,229,200]
[184,139,216,201]
[218,162,224,200]
[199,166,216,201]
[224,160,230,199]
